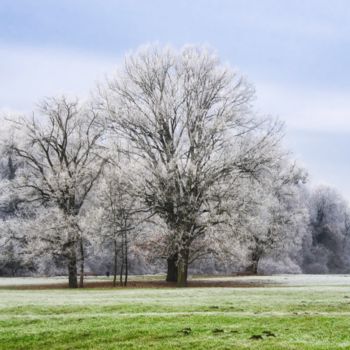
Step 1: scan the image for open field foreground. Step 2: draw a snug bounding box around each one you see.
[1,275,350,349]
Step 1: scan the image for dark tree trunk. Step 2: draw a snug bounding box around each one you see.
[120,239,124,286]
[177,250,189,287]
[177,261,188,287]
[124,234,128,286]
[113,239,118,287]
[246,261,259,274]
[68,249,78,288]
[166,253,178,282]
[7,156,16,180]
[246,251,260,275]
[79,238,84,288]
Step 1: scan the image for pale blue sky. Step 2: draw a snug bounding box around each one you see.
[1,0,350,198]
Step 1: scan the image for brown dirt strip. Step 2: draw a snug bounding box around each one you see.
[0,279,269,290]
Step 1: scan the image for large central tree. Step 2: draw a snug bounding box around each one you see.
[99,46,282,286]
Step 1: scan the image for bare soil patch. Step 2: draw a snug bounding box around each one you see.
[0,278,267,290]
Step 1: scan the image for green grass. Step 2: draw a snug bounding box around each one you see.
[1,280,350,349]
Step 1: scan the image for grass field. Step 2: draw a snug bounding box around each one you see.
[1,275,350,349]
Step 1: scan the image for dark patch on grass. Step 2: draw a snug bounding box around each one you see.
[212,328,224,334]
[250,334,263,340]
[262,330,276,337]
[179,327,192,335]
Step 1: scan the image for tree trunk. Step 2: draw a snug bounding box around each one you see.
[7,156,16,180]
[79,238,84,288]
[177,260,188,287]
[68,249,78,288]
[246,251,260,274]
[246,261,258,274]
[124,233,128,286]
[176,251,189,287]
[113,239,118,287]
[166,253,178,282]
[120,237,124,286]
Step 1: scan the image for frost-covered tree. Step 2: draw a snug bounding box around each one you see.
[0,118,31,276]
[7,97,107,287]
[243,160,309,274]
[0,218,31,277]
[92,159,142,286]
[98,45,284,286]
[0,117,23,218]
[302,185,350,273]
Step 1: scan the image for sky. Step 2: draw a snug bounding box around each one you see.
[0,0,350,198]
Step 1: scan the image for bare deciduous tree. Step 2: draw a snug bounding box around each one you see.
[243,161,308,274]
[303,185,350,273]
[94,161,141,286]
[98,45,283,286]
[8,96,107,287]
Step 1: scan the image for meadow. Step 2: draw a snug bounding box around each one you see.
[1,275,350,349]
